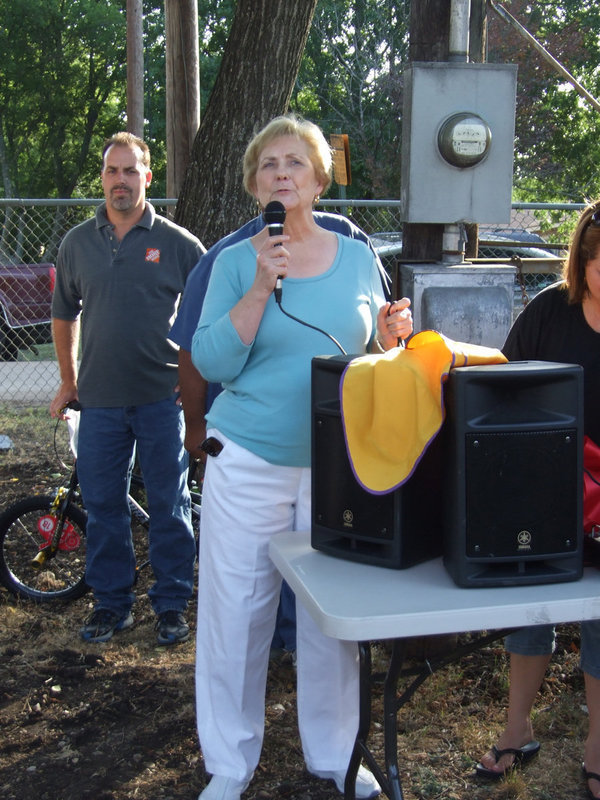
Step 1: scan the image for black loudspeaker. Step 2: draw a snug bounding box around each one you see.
[443,360,584,587]
[311,354,443,568]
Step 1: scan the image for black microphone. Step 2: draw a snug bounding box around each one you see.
[264,200,286,237]
[264,200,286,299]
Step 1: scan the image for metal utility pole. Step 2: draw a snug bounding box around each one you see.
[127,0,144,137]
[165,0,200,199]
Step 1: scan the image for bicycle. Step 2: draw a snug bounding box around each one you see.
[0,402,201,602]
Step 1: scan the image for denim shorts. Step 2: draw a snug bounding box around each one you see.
[505,620,600,679]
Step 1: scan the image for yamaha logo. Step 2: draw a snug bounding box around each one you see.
[517,530,532,550]
[343,509,354,527]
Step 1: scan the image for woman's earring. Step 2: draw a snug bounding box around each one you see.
[313,195,320,206]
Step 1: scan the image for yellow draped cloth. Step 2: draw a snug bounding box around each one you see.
[340,330,508,494]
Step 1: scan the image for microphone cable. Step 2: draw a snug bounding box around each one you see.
[265,200,345,355]
[274,293,347,355]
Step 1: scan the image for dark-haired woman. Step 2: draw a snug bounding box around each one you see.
[476,202,600,799]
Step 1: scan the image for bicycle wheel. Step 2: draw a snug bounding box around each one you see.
[0,495,89,602]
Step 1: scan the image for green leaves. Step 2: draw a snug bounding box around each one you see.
[0,0,126,199]
[489,0,600,202]
[1,0,599,206]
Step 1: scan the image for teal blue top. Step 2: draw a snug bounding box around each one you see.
[191,233,385,466]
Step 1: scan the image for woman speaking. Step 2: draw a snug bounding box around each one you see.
[191,114,412,800]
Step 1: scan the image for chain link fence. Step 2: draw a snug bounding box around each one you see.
[0,198,581,408]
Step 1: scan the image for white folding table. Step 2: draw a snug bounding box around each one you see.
[269,531,600,800]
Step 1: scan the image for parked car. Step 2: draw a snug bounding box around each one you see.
[371,227,558,259]
[371,228,562,299]
[476,227,560,260]
[0,263,55,360]
[477,229,562,296]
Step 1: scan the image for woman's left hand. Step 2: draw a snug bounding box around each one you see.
[376,297,413,350]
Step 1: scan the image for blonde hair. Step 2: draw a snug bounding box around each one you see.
[242,114,332,198]
[562,200,600,304]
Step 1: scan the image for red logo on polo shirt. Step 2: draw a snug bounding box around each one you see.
[145,248,161,262]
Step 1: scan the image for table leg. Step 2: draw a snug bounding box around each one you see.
[345,641,372,799]
[345,641,405,799]
[345,630,516,799]
[382,639,407,799]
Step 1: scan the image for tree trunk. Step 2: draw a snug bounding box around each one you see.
[175,0,319,247]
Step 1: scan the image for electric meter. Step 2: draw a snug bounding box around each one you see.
[437,112,492,168]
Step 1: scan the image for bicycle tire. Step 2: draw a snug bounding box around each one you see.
[0,495,89,602]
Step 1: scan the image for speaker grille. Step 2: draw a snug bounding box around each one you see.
[465,429,578,558]
[313,412,395,540]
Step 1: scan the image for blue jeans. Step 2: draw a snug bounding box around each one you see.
[271,580,297,652]
[77,397,195,616]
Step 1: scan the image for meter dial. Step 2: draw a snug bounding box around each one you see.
[437,112,492,168]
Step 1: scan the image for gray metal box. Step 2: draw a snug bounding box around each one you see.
[401,62,518,224]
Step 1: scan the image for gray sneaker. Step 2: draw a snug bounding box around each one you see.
[80,608,134,643]
[155,610,190,645]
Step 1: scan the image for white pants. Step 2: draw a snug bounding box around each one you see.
[195,430,360,782]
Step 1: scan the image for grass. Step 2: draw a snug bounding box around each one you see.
[0,405,67,462]
[18,342,56,361]
[0,404,595,799]
[0,406,72,500]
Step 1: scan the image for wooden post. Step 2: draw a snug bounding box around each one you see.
[401,0,450,261]
[402,0,488,261]
[465,0,488,257]
[469,0,488,62]
[165,0,200,199]
[401,0,489,652]
[126,0,144,137]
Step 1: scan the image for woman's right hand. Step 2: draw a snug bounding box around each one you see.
[229,233,291,345]
[254,233,290,294]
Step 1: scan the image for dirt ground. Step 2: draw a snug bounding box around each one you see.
[0,413,596,800]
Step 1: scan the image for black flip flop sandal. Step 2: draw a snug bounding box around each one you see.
[582,764,600,799]
[475,740,541,779]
